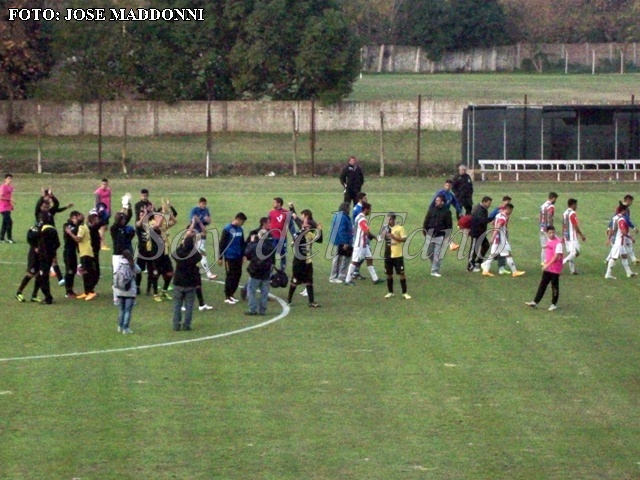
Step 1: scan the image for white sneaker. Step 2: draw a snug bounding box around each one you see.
[329,278,343,284]
[122,328,133,334]
[300,288,308,297]
[498,267,510,275]
[472,267,481,273]
[224,298,237,304]
[58,279,65,286]
[524,301,537,308]
[207,273,218,280]
[430,272,442,278]
[199,304,213,311]
[384,293,395,298]
[627,272,638,278]
[402,293,412,300]
[605,274,617,280]
[229,296,239,303]
[117,326,122,332]
[548,304,558,311]
[181,306,186,311]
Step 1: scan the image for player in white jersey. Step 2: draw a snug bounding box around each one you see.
[344,202,382,286]
[539,192,558,263]
[561,198,586,274]
[604,204,637,279]
[481,203,525,277]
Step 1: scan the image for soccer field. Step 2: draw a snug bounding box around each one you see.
[1,176,639,479]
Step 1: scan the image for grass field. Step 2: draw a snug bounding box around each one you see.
[1,176,639,479]
[349,73,640,104]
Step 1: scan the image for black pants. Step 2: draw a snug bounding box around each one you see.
[343,189,360,208]
[0,211,12,241]
[224,258,243,298]
[468,236,489,270]
[81,255,98,294]
[38,257,54,302]
[534,271,560,305]
[64,251,78,294]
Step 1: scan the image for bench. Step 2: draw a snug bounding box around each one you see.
[478,159,640,181]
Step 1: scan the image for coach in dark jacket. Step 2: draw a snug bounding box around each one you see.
[172,234,202,331]
[339,156,364,207]
[468,196,493,271]
[423,195,452,276]
[452,165,474,215]
[38,223,61,304]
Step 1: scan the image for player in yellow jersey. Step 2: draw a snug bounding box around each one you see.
[382,213,410,299]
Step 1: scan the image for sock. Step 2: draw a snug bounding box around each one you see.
[201,255,210,274]
[287,285,296,303]
[400,278,407,294]
[481,259,492,272]
[568,260,575,273]
[621,258,632,275]
[32,279,40,298]
[367,265,379,282]
[606,259,615,276]
[151,278,158,295]
[506,257,517,272]
[196,287,204,307]
[18,275,31,293]
[387,277,393,293]
[345,264,356,283]
[307,284,315,303]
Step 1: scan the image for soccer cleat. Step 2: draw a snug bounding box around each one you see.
[199,304,213,311]
[122,328,133,334]
[402,293,412,300]
[161,290,172,300]
[372,279,384,284]
[300,288,308,297]
[329,278,343,284]
[85,292,97,301]
[512,271,526,277]
[472,267,481,273]
[604,274,617,280]
[430,272,442,278]
[548,304,558,311]
[117,326,122,332]
[173,324,182,332]
[384,293,395,298]
[229,296,239,303]
[308,302,321,308]
[524,301,537,308]
[627,272,638,278]
[154,294,162,302]
[58,279,66,286]
[224,298,236,305]
[482,271,494,277]
[101,245,111,251]
[498,267,510,275]
[30,296,41,303]
[570,271,579,275]
[182,325,192,331]
[206,273,218,280]
[65,292,77,299]
[344,281,356,286]
[245,311,257,316]
[15,293,25,302]
[449,243,460,251]
[5,239,15,244]
[76,293,88,300]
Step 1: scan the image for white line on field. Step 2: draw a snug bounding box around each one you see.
[0,292,290,363]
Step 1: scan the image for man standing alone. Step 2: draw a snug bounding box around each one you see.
[0,173,14,243]
[340,156,364,207]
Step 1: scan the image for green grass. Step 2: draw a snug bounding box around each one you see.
[1,176,639,479]
[349,72,640,104]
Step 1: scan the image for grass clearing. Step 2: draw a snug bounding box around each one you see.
[1,176,639,479]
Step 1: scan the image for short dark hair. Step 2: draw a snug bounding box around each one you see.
[549,192,558,199]
[70,210,81,218]
[361,202,372,211]
[235,212,247,221]
[445,179,453,184]
[505,203,515,210]
[388,212,397,219]
[141,189,149,194]
[624,194,634,202]
[101,178,108,183]
[435,194,446,203]
[568,198,577,207]
[273,197,284,206]
[502,196,512,202]
[546,225,556,232]
[199,197,207,203]
[4,173,12,179]
[481,196,493,203]
[259,216,269,227]
[356,192,367,202]
[301,209,313,219]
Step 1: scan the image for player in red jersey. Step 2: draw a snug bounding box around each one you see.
[268,197,295,272]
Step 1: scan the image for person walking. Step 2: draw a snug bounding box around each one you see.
[339,156,365,207]
[0,173,15,243]
[604,203,637,279]
[525,226,564,311]
[244,228,277,316]
[562,198,586,275]
[481,203,525,278]
[539,192,558,264]
[172,231,202,331]
[114,250,140,334]
[344,202,382,286]
[328,202,353,283]
[423,195,452,277]
[451,165,474,215]
[467,196,493,272]
[383,213,410,299]
[218,213,247,304]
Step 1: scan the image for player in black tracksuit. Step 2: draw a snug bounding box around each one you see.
[37,224,61,304]
[62,211,82,297]
[15,224,43,302]
[35,191,73,283]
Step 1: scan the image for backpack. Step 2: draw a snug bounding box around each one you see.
[113,262,134,291]
[270,268,288,288]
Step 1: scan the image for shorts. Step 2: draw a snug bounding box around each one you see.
[292,261,313,285]
[27,249,40,275]
[490,241,511,258]
[609,244,628,260]
[565,240,580,256]
[385,257,405,275]
[352,245,372,263]
[155,254,174,275]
